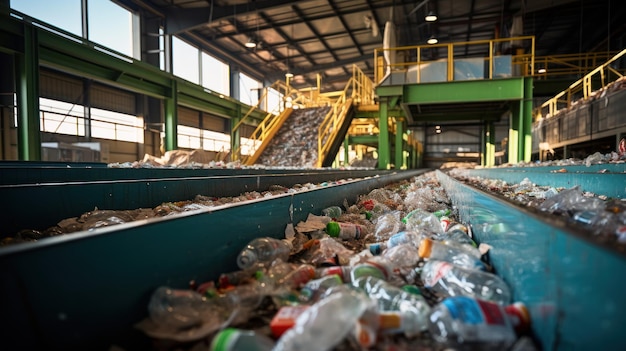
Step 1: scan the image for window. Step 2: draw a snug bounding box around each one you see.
[173,37,200,84]
[239,73,261,106]
[12,0,82,36]
[39,98,85,136]
[88,0,135,58]
[202,52,230,96]
[90,108,144,143]
[265,87,283,114]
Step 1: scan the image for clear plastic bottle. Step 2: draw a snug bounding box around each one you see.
[321,206,342,218]
[237,237,293,270]
[351,276,431,337]
[402,209,444,234]
[373,211,404,241]
[421,260,511,305]
[382,243,421,269]
[325,221,364,240]
[428,296,530,351]
[419,238,486,271]
[148,286,230,330]
[386,230,422,249]
[210,328,275,351]
[315,265,353,282]
[438,228,477,248]
[300,274,343,302]
[273,285,375,351]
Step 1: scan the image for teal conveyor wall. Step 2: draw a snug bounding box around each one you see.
[0,165,397,235]
[437,169,626,351]
[464,164,626,198]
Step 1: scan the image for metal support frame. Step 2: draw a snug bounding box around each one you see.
[15,23,41,161]
[522,77,533,162]
[378,98,390,169]
[395,118,404,169]
[164,80,177,151]
[230,105,241,161]
[482,121,496,166]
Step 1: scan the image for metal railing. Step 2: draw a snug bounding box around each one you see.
[374,36,535,85]
[317,65,375,167]
[232,80,322,163]
[534,51,625,80]
[537,48,626,119]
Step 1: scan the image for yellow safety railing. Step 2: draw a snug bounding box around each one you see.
[374,36,535,84]
[537,48,626,119]
[232,80,321,162]
[534,51,625,80]
[317,65,375,167]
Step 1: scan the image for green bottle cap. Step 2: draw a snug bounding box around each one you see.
[401,285,421,295]
[325,222,340,237]
[210,328,239,351]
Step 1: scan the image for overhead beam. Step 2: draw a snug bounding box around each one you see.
[164,0,295,34]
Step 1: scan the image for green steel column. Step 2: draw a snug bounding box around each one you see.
[395,118,404,169]
[343,136,350,167]
[522,77,533,162]
[164,80,178,151]
[486,121,495,167]
[230,106,241,162]
[378,99,390,169]
[15,24,41,161]
[509,108,521,164]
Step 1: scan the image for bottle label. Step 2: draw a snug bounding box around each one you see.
[337,222,362,240]
[442,297,513,343]
[388,231,408,247]
[424,261,452,286]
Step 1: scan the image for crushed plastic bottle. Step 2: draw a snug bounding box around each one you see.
[421,260,511,305]
[352,276,431,336]
[373,211,404,241]
[236,237,293,270]
[419,238,486,271]
[273,285,376,351]
[428,296,530,351]
[321,205,343,219]
[402,209,444,234]
[438,228,477,248]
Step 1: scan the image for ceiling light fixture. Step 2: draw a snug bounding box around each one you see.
[427,35,438,44]
[425,11,437,22]
[538,68,547,74]
[245,38,257,48]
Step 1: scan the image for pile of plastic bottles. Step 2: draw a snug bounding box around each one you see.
[139,172,535,351]
[449,170,626,245]
[0,180,351,246]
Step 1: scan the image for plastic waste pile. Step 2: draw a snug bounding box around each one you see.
[1,181,350,246]
[138,172,535,351]
[448,170,626,246]
[256,106,330,168]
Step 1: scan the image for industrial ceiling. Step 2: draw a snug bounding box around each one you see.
[115,0,625,92]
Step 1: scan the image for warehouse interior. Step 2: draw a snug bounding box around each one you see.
[1,1,626,350]
[1,0,625,169]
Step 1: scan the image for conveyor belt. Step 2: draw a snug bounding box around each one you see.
[437,169,626,351]
[0,168,398,235]
[462,164,625,198]
[0,169,427,350]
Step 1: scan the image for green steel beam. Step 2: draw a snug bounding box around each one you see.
[395,119,404,169]
[402,78,526,104]
[522,77,533,162]
[376,85,403,97]
[343,136,349,166]
[378,99,390,169]
[230,106,241,161]
[349,135,381,145]
[509,107,520,164]
[15,24,40,161]
[354,109,403,118]
[407,110,503,122]
[484,121,496,167]
[164,80,178,151]
[1,14,265,125]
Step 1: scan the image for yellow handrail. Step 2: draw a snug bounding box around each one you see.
[317,65,374,167]
[373,36,536,84]
[537,48,626,119]
[232,80,318,162]
[534,51,625,79]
